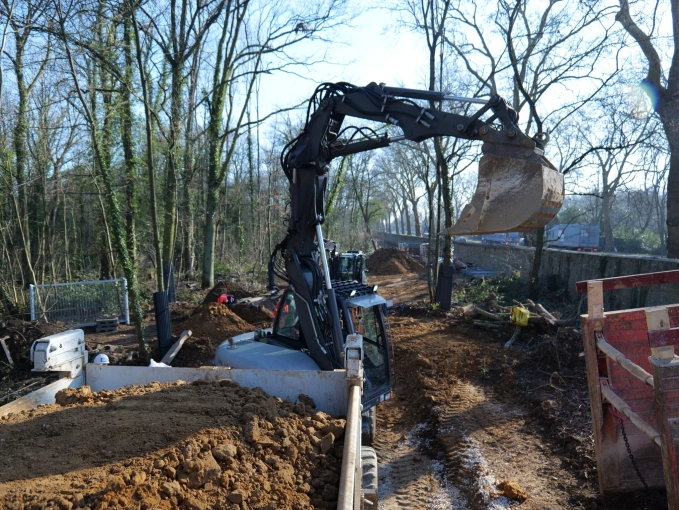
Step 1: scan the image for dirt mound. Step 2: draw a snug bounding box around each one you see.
[203,281,257,304]
[367,247,424,276]
[174,303,254,341]
[229,303,273,325]
[169,301,196,322]
[0,380,346,509]
[171,303,255,367]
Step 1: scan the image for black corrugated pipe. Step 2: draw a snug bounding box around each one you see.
[154,290,172,359]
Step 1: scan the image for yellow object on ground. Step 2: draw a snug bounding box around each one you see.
[510,306,530,327]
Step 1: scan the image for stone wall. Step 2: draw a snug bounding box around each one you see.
[453,242,679,310]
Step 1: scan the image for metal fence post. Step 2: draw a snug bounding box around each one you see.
[29,285,35,321]
[122,278,130,325]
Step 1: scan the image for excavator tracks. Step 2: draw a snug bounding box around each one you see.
[374,420,467,509]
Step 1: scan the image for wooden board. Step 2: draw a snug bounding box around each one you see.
[159,330,192,365]
[576,269,679,294]
[0,336,13,365]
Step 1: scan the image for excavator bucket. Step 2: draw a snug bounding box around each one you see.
[440,147,563,236]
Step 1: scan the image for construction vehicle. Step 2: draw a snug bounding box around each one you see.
[545,224,600,252]
[3,81,562,509]
[325,240,368,284]
[263,79,562,369]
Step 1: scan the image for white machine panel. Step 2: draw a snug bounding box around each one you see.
[30,329,86,376]
[85,365,349,416]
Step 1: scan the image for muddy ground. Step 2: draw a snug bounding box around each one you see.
[372,271,667,509]
[0,381,346,510]
[0,267,670,509]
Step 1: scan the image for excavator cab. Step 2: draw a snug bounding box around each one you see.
[337,251,367,284]
[271,284,391,411]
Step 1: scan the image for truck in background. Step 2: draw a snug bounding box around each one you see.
[545,224,600,252]
[481,232,524,246]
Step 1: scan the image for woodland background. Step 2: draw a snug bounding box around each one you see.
[0,0,675,325]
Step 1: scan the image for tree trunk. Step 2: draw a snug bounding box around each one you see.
[412,198,421,236]
[602,193,615,252]
[12,33,33,286]
[403,201,411,235]
[162,59,182,266]
[660,105,679,258]
[529,226,545,299]
[60,8,150,363]
[131,8,164,290]
[121,16,138,265]
[202,185,218,288]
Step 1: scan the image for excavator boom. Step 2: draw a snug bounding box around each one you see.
[283,82,563,236]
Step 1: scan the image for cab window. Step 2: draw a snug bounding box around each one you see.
[350,305,388,388]
[275,292,300,342]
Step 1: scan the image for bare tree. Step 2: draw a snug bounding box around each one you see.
[446,0,616,296]
[616,0,679,258]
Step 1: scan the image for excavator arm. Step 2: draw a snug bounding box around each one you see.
[282,81,563,237]
[269,81,563,374]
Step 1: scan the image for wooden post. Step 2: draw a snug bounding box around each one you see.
[646,307,675,359]
[160,330,192,365]
[0,335,13,365]
[587,280,604,322]
[582,317,606,493]
[650,356,679,510]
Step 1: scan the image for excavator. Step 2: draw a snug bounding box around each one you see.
[218,81,563,439]
[9,81,564,510]
[324,240,368,284]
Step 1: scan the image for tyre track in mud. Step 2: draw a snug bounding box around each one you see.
[375,419,467,509]
[374,312,591,509]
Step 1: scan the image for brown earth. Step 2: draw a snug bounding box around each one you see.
[371,274,667,509]
[0,380,346,510]
[367,247,424,276]
[203,281,258,305]
[171,303,255,368]
[228,304,273,326]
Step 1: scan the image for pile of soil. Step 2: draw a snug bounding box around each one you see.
[171,303,255,367]
[173,303,254,341]
[169,302,197,322]
[203,281,257,305]
[229,303,273,326]
[367,247,424,276]
[0,380,346,510]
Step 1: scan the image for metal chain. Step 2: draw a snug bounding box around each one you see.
[619,418,649,490]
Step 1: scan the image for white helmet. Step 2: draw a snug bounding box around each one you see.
[93,353,110,365]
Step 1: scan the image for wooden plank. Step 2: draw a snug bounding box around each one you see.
[648,328,679,348]
[600,381,662,446]
[646,308,675,359]
[159,330,192,365]
[587,280,604,320]
[595,332,654,387]
[576,269,679,294]
[650,356,679,509]
[0,335,13,365]
[581,317,606,494]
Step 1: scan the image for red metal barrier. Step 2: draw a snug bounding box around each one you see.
[579,274,679,508]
